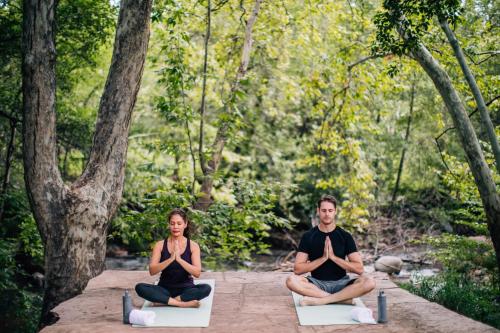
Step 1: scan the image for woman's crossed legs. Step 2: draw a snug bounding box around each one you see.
[135,283,212,308]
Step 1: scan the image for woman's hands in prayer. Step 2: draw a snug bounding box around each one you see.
[174,240,182,261]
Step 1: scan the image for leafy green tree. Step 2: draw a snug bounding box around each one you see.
[373,0,500,283]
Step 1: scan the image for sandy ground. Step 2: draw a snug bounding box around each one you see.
[40,270,499,333]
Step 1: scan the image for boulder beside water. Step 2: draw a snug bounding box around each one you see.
[374,256,403,274]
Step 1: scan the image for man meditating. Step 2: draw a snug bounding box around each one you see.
[286,195,375,306]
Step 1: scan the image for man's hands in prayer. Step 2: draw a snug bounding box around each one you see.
[323,238,329,261]
[323,236,336,262]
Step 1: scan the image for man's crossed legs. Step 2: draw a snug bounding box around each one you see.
[286,274,375,306]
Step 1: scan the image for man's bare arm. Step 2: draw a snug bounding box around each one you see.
[294,252,327,275]
[329,248,364,275]
[294,239,331,275]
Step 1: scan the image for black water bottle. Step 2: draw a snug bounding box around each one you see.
[377,289,387,323]
[122,290,133,324]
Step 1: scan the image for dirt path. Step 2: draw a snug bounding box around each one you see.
[40,270,498,333]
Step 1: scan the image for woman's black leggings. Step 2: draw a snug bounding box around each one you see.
[135,283,212,304]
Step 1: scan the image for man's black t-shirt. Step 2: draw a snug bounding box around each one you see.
[298,226,357,281]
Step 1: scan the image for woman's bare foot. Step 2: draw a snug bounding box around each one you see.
[177,300,200,308]
[167,296,200,308]
[168,296,200,308]
[151,302,167,307]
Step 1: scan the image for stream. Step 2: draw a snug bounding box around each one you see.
[105,248,441,283]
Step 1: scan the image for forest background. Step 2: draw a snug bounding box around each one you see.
[0,0,499,332]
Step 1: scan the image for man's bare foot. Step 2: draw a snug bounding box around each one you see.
[299,296,321,306]
[299,297,354,306]
[177,300,200,308]
[339,298,354,305]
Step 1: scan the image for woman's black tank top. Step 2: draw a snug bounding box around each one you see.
[158,238,195,288]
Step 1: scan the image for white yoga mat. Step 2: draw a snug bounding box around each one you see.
[132,279,215,327]
[292,291,366,325]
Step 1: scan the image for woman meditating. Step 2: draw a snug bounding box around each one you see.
[135,208,212,308]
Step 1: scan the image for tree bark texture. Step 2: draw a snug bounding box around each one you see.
[194,0,262,211]
[440,19,500,174]
[22,0,152,323]
[402,30,500,282]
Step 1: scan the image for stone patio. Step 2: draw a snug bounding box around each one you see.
[40,270,499,333]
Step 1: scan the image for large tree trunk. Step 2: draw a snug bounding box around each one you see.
[194,0,262,211]
[22,0,152,325]
[440,19,500,173]
[401,29,500,282]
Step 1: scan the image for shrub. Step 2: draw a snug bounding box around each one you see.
[111,179,291,268]
[403,232,499,329]
[402,271,500,329]
[0,239,43,333]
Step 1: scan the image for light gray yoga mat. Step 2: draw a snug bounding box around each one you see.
[292,291,366,325]
[132,279,215,327]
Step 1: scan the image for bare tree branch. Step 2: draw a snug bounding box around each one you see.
[198,0,211,174]
[195,0,262,211]
[211,0,230,12]
[475,50,500,55]
[0,110,20,123]
[434,137,460,179]
[318,53,389,141]
[464,50,499,66]
[435,95,500,142]
[346,53,388,71]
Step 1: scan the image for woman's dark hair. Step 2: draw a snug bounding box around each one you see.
[168,208,192,239]
[317,195,337,209]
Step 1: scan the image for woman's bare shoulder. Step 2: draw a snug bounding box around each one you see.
[154,239,165,250]
[189,239,200,250]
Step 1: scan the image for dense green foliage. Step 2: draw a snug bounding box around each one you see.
[113,179,290,268]
[0,189,44,333]
[402,233,499,329]
[0,239,42,333]
[0,0,499,331]
[402,271,500,329]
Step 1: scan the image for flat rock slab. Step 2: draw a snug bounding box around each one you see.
[41,271,499,333]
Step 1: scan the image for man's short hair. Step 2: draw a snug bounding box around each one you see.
[317,195,337,209]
